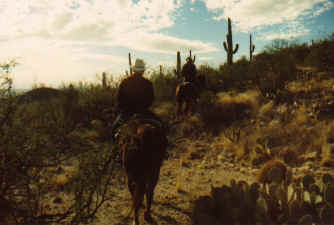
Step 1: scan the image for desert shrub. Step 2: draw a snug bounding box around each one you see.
[305,34,334,72]
[228,56,251,90]
[75,83,118,127]
[150,69,181,103]
[197,90,260,133]
[197,64,221,93]
[283,43,311,65]
[0,62,119,225]
[249,50,297,102]
[218,59,249,91]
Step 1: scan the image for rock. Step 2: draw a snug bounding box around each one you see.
[322,159,334,168]
[188,151,202,160]
[299,166,311,173]
[217,154,224,162]
[240,168,247,173]
[304,161,313,168]
[56,166,64,174]
[53,197,63,204]
[303,152,317,161]
[251,169,259,175]
[180,159,190,168]
[252,155,269,167]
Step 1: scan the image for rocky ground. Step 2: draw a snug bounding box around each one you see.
[91,134,334,225]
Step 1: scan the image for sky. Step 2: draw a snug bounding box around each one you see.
[0,0,334,90]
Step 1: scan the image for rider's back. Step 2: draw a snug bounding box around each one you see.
[182,62,197,83]
[117,73,154,113]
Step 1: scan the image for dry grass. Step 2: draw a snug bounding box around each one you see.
[178,115,205,138]
[197,89,261,133]
[216,89,260,118]
[202,75,334,169]
[258,101,275,121]
[153,101,175,121]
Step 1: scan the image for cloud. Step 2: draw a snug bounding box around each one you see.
[0,0,190,88]
[111,31,219,54]
[0,0,183,41]
[0,37,128,89]
[259,29,311,41]
[198,56,213,61]
[201,0,333,31]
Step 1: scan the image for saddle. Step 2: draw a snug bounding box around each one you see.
[114,113,164,142]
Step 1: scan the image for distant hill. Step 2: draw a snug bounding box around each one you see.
[17,87,64,104]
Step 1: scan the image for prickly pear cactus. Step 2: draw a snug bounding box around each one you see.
[302,175,315,191]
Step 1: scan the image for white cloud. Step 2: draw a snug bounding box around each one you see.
[0,0,183,41]
[259,29,311,41]
[0,38,128,89]
[259,20,312,41]
[0,0,190,88]
[198,56,213,61]
[201,0,333,31]
[111,31,219,54]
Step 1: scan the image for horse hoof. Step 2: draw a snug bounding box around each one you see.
[132,220,139,225]
[144,211,153,222]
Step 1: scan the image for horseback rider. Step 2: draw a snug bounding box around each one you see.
[181,56,197,83]
[111,58,163,139]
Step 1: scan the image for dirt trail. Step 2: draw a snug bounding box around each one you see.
[94,139,258,225]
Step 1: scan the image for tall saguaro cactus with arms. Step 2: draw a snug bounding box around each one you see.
[223,17,239,66]
[189,50,196,63]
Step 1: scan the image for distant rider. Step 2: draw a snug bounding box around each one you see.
[181,56,197,83]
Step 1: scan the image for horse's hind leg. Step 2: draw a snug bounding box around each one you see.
[185,100,191,116]
[132,183,145,225]
[144,165,161,222]
[176,99,183,117]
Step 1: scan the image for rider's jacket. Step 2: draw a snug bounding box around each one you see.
[181,62,197,83]
[117,73,154,113]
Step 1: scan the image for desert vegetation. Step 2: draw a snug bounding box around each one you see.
[0,33,334,224]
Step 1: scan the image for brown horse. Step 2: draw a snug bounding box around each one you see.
[175,74,205,116]
[118,118,168,225]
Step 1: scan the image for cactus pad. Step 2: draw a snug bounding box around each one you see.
[302,175,315,191]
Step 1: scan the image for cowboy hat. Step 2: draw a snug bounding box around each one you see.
[133,58,146,72]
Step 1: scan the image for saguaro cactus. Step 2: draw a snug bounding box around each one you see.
[176,51,181,77]
[102,72,107,88]
[128,52,133,75]
[223,17,239,66]
[249,34,255,62]
[174,51,183,78]
[189,50,196,63]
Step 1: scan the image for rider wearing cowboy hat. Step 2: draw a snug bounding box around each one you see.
[181,56,197,83]
[111,58,163,138]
